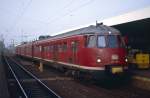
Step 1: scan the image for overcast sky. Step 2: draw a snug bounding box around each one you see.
[0,0,150,46]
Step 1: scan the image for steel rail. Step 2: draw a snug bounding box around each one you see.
[9,57,62,98]
[4,56,28,98]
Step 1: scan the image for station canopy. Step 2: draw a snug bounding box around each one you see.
[102,6,150,52]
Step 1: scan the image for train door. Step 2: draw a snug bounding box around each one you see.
[31,44,34,58]
[24,46,26,55]
[40,46,43,58]
[71,41,78,64]
[53,44,58,61]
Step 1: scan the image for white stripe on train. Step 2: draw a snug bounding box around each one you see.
[33,56,105,71]
[19,55,105,71]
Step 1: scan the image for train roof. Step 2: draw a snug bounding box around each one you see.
[16,24,120,46]
[52,24,120,39]
[36,24,120,44]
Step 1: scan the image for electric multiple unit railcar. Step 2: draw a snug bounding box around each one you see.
[16,24,128,79]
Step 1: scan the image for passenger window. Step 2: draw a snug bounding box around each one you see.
[44,47,46,52]
[45,46,48,52]
[46,46,49,52]
[63,42,67,52]
[58,44,62,52]
[87,35,96,48]
[49,45,53,52]
[49,46,51,52]
[71,41,78,52]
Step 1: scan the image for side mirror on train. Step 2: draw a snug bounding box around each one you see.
[122,36,128,45]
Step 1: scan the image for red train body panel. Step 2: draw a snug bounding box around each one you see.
[16,24,128,79]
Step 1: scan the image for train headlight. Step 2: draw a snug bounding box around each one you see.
[97,59,101,63]
[125,58,128,62]
[108,31,111,34]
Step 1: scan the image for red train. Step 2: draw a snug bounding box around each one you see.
[16,24,128,80]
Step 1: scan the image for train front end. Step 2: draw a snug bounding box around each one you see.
[82,31,128,79]
[97,34,128,75]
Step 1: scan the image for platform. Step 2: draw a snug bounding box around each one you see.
[0,54,9,98]
[132,69,150,91]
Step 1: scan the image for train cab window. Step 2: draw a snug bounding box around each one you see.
[87,35,96,48]
[118,36,125,48]
[97,36,106,48]
[107,35,117,48]
[107,35,124,48]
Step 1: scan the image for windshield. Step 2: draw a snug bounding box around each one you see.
[97,35,125,48]
[87,35,96,48]
[107,35,125,48]
[97,36,106,47]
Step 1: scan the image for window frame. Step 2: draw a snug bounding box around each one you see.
[97,35,106,48]
[87,35,97,48]
[62,42,67,52]
[71,41,79,52]
[106,35,125,48]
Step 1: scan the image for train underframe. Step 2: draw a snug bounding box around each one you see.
[16,54,130,83]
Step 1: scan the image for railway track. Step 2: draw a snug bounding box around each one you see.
[4,56,62,98]
[9,56,150,98]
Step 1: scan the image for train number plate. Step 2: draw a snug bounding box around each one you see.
[112,67,123,74]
